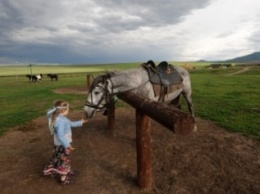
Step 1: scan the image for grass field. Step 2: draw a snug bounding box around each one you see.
[190,67,259,137]
[0,64,259,138]
[0,63,143,76]
[0,61,214,76]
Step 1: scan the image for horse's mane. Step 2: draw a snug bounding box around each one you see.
[89,72,115,92]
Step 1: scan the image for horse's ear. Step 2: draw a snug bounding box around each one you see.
[102,71,113,79]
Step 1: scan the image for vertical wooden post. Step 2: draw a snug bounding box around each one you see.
[136,108,152,191]
[107,101,115,131]
[86,74,91,90]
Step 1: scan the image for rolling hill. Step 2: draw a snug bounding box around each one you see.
[224,52,260,63]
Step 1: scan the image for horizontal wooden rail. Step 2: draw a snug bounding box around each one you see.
[117,92,195,135]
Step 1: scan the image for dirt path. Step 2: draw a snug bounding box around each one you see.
[226,67,251,76]
[0,108,259,194]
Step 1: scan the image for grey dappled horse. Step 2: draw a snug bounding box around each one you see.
[84,61,196,130]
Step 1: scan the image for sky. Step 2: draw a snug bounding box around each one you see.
[0,0,260,64]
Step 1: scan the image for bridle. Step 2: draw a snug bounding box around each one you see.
[85,80,113,110]
[85,74,149,111]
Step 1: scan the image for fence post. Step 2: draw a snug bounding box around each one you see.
[136,108,152,191]
[111,91,195,191]
[107,97,115,131]
[86,74,91,90]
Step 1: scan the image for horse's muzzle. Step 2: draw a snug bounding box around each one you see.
[84,104,94,119]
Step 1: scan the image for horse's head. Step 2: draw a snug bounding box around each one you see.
[84,74,113,119]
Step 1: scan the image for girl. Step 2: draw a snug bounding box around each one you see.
[43,99,87,185]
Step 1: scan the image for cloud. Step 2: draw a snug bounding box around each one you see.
[175,0,260,60]
[0,0,259,63]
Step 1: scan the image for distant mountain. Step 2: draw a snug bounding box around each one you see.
[196,59,208,62]
[224,52,260,63]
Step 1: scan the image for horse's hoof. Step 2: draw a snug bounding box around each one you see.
[193,125,197,132]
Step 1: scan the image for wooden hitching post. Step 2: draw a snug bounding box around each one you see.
[86,74,91,90]
[107,99,115,131]
[136,108,152,191]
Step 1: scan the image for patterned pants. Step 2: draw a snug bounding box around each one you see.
[43,145,72,177]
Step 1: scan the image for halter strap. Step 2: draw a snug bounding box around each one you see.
[85,81,111,110]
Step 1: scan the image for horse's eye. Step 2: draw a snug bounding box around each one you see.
[94,91,99,95]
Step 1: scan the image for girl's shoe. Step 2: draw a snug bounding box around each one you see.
[68,170,79,177]
[60,175,74,185]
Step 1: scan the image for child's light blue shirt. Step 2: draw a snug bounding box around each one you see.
[53,114,83,148]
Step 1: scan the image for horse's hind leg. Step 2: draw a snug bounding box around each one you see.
[182,91,197,131]
[182,92,194,117]
[171,94,181,110]
[172,92,195,117]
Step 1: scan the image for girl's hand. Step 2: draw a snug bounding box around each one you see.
[68,146,75,151]
[82,118,88,123]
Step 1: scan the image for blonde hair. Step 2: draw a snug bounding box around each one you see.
[51,100,69,128]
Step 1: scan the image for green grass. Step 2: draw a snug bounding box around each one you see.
[0,76,87,135]
[190,67,260,138]
[0,65,259,139]
[0,63,142,76]
[0,61,215,76]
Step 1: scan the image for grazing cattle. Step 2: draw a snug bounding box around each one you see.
[26,74,32,81]
[47,74,58,81]
[26,74,42,83]
[210,64,222,68]
[222,64,232,68]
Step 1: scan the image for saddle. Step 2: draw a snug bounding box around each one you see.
[142,61,183,101]
[143,61,183,87]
